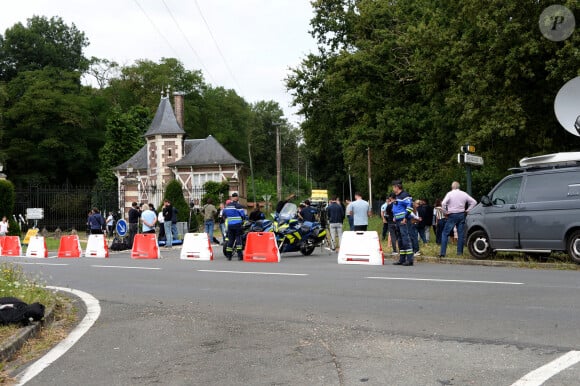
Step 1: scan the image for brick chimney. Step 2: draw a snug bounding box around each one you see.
[173,91,185,129]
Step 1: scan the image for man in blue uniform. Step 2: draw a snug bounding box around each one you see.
[223,192,246,260]
[391,180,421,266]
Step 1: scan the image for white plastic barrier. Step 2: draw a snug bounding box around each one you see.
[180,233,214,261]
[337,231,384,265]
[26,236,48,258]
[85,234,109,258]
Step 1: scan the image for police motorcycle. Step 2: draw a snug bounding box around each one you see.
[221,219,275,255]
[274,203,327,256]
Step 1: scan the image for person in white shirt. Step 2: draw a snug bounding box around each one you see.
[439,181,477,257]
[0,216,9,236]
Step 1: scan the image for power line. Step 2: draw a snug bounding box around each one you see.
[193,0,244,94]
[132,0,181,59]
[160,0,216,84]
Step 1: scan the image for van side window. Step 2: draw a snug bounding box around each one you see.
[523,172,580,202]
[491,177,522,205]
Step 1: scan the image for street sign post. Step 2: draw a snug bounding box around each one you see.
[457,145,484,195]
[116,219,128,237]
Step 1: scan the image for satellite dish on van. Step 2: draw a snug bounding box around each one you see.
[554,76,580,137]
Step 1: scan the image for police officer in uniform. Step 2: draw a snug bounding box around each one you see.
[223,192,246,260]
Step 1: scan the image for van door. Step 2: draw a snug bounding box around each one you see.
[517,171,580,250]
[483,176,523,249]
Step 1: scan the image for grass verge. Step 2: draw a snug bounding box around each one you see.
[0,263,77,383]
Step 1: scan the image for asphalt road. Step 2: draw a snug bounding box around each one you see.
[6,246,580,386]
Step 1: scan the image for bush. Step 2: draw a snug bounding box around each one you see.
[163,179,190,223]
[202,181,229,206]
[0,180,15,220]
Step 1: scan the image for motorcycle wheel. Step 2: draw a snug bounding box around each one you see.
[300,240,316,256]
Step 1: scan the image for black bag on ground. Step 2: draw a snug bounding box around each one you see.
[110,236,129,251]
[0,297,45,325]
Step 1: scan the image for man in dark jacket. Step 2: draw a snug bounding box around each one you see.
[327,197,345,249]
[162,199,174,248]
[127,202,140,248]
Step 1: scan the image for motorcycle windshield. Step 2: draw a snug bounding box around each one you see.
[279,203,297,221]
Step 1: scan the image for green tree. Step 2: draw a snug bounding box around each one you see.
[0,15,88,81]
[288,0,580,202]
[98,106,150,190]
[164,179,189,223]
[105,58,204,113]
[0,179,19,235]
[3,67,102,186]
[202,181,229,206]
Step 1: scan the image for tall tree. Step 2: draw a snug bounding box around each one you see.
[3,67,100,186]
[97,106,151,190]
[0,15,88,82]
[288,0,580,201]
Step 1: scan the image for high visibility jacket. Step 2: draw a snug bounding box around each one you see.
[223,202,245,227]
[392,191,414,221]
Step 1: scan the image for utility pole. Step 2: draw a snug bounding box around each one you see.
[367,147,372,212]
[273,121,283,202]
[248,141,256,204]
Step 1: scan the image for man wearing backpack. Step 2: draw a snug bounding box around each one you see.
[88,208,105,234]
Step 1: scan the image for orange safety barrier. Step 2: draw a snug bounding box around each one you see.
[26,236,48,258]
[243,232,280,263]
[131,233,160,259]
[85,234,109,258]
[1,236,22,256]
[57,235,82,258]
[180,233,213,261]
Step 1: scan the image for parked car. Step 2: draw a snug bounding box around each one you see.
[465,152,580,263]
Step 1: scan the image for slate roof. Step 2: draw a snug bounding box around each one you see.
[169,135,243,167]
[114,144,148,170]
[143,97,185,137]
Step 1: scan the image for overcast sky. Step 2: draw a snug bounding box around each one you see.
[1,0,318,125]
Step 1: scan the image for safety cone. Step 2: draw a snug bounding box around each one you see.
[85,234,109,258]
[337,231,384,265]
[180,233,213,260]
[57,235,82,258]
[243,232,280,263]
[1,236,22,257]
[26,236,48,258]
[131,234,160,259]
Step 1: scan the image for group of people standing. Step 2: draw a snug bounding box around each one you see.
[383,180,476,266]
[126,200,178,248]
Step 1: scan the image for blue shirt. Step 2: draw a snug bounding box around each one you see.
[141,210,157,232]
[350,199,369,226]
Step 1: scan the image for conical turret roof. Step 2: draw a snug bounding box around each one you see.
[144,97,185,137]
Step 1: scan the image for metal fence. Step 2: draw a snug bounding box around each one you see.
[14,185,120,232]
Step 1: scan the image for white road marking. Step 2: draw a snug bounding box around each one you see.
[16,286,101,385]
[15,262,69,266]
[511,350,580,386]
[366,277,524,285]
[91,265,161,270]
[198,269,308,276]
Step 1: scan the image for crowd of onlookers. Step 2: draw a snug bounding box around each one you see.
[84,179,475,263]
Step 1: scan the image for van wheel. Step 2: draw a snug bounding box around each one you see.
[467,230,492,259]
[566,230,580,264]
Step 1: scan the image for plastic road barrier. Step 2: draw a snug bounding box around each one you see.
[337,231,384,265]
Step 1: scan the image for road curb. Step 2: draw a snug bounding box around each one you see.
[0,305,55,363]
[421,256,579,270]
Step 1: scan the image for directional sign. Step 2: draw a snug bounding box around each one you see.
[116,219,128,237]
[458,153,484,166]
[26,208,44,220]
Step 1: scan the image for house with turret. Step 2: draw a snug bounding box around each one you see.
[114,93,246,217]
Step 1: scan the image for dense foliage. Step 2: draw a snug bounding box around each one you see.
[287,0,580,201]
